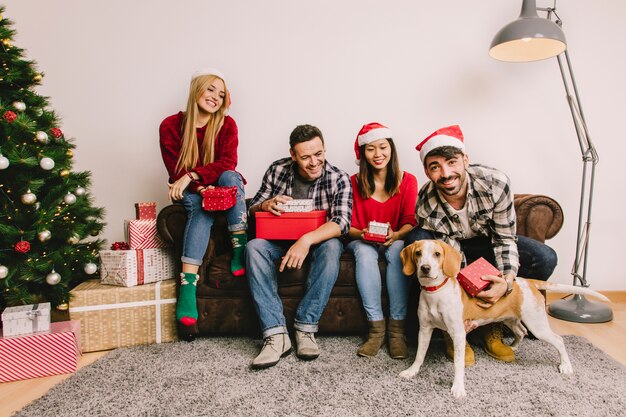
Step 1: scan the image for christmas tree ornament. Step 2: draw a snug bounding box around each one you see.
[21,190,37,205]
[39,157,55,170]
[56,303,69,311]
[0,265,8,279]
[75,186,86,196]
[66,149,73,158]
[46,270,61,285]
[63,192,76,205]
[34,73,43,82]
[2,39,11,47]
[35,108,43,116]
[38,230,52,242]
[14,241,31,253]
[84,262,98,275]
[59,169,70,178]
[50,127,63,139]
[0,154,9,169]
[12,101,26,112]
[3,110,17,122]
[35,131,49,143]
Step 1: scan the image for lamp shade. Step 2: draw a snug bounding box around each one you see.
[489,0,566,62]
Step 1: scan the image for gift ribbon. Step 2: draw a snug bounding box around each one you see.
[26,304,42,332]
[69,281,176,343]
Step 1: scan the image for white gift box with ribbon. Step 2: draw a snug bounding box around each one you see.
[1,302,51,337]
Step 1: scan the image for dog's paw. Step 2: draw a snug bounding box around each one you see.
[451,384,467,399]
[399,370,417,379]
[559,362,574,374]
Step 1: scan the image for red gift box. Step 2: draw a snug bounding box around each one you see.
[201,186,237,211]
[135,202,157,220]
[125,219,169,249]
[0,320,81,382]
[255,210,326,240]
[457,257,501,297]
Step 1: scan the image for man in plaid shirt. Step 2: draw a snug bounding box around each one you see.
[247,124,352,369]
[407,125,557,365]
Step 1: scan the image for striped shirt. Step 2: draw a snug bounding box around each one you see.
[416,164,519,276]
[250,157,353,235]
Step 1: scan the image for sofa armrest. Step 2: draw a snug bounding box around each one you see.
[514,194,564,243]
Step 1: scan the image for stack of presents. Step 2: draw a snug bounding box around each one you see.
[0,202,176,382]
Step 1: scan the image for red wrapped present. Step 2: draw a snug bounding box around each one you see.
[255,210,326,240]
[99,248,175,287]
[0,321,81,382]
[364,221,389,243]
[135,202,157,220]
[201,186,237,211]
[125,219,169,249]
[457,257,501,297]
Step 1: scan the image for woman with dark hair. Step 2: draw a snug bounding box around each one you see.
[347,122,417,359]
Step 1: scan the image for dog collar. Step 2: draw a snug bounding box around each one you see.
[421,277,449,293]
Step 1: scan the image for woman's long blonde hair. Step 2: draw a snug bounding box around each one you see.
[176,74,230,174]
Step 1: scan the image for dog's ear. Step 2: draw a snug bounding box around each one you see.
[400,244,416,276]
[440,241,462,278]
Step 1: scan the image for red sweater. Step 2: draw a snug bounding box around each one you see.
[159,111,240,188]
[350,172,418,232]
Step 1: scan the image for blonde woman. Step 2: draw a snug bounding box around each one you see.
[160,68,247,335]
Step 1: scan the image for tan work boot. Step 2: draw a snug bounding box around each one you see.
[443,331,475,367]
[357,320,386,358]
[387,319,409,359]
[251,333,292,369]
[477,323,515,362]
[295,330,320,360]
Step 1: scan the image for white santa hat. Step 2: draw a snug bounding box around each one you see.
[190,67,231,111]
[354,122,393,164]
[415,125,465,163]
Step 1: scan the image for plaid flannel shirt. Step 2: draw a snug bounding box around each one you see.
[250,157,352,236]
[416,164,519,276]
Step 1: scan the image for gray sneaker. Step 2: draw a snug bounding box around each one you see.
[295,330,320,360]
[251,333,292,369]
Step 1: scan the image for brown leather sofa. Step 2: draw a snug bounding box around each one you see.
[156,194,563,339]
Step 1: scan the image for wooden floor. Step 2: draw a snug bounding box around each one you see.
[1,292,624,417]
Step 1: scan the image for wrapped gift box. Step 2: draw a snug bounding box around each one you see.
[100,248,175,287]
[276,199,314,212]
[1,302,51,337]
[125,219,169,249]
[69,279,177,352]
[135,202,157,220]
[457,257,500,297]
[364,221,389,243]
[0,321,81,382]
[255,210,326,240]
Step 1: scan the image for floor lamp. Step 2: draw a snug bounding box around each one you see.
[488,0,613,323]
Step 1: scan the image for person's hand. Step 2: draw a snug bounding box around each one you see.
[168,175,192,201]
[279,235,312,272]
[475,274,508,308]
[383,224,396,247]
[262,195,293,215]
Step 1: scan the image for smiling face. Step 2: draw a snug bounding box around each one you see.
[290,137,325,181]
[363,138,392,171]
[196,77,225,115]
[424,153,469,197]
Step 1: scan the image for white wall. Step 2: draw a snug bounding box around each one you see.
[4,0,625,290]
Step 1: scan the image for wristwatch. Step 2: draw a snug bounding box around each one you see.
[504,277,513,296]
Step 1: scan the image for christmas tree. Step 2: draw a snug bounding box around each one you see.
[0,7,105,311]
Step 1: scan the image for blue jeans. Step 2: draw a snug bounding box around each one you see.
[405,227,557,280]
[245,238,343,338]
[180,170,247,265]
[346,240,410,321]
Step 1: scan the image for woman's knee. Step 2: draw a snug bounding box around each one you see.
[218,170,243,187]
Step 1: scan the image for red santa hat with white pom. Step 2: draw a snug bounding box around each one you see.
[354,122,393,165]
[415,124,465,163]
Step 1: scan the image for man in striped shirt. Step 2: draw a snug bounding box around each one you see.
[247,124,352,369]
[407,125,557,365]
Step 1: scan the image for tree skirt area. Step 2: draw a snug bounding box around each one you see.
[13,335,626,417]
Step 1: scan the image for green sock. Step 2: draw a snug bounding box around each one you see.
[177,272,199,326]
[230,233,247,276]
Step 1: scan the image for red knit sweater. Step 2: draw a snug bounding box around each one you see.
[159,111,239,188]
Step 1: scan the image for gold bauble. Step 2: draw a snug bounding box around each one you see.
[2,39,10,47]
[66,149,73,158]
[60,169,70,178]
[34,73,43,82]
[56,303,69,311]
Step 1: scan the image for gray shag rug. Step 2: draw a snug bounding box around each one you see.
[13,335,626,417]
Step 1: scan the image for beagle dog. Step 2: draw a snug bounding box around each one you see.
[398,240,610,398]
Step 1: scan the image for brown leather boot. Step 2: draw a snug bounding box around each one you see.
[477,323,515,362]
[387,319,409,359]
[357,320,386,357]
[443,331,475,367]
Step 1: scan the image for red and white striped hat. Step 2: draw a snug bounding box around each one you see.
[354,122,393,164]
[416,125,465,162]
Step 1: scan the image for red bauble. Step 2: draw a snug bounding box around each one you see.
[50,127,63,138]
[15,241,31,253]
[110,241,129,251]
[3,111,17,122]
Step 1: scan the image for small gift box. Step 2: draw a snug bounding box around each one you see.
[100,247,175,287]
[201,186,237,211]
[125,219,169,249]
[457,257,500,297]
[364,221,389,243]
[255,210,326,240]
[276,199,314,212]
[1,302,51,337]
[135,202,157,220]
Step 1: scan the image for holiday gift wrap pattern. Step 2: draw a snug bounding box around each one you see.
[457,257,501,297]
[135,202,157,220]
[1,302,51,337]
[0,320,81,382]
[125,219,169,249]
[276,199,314,212]
[69,279,177,352]
[100,248,175,287]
